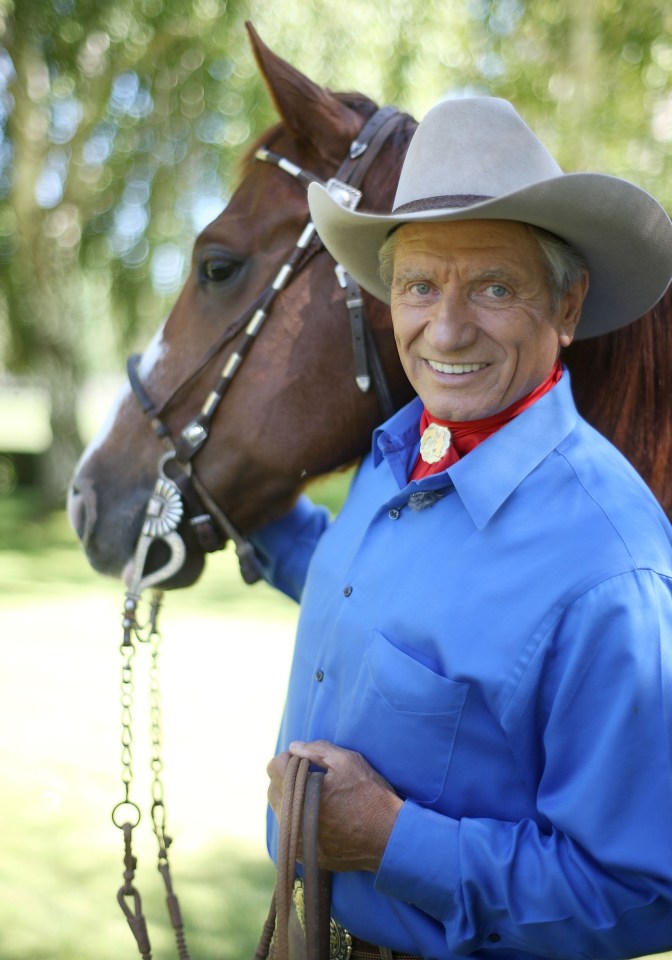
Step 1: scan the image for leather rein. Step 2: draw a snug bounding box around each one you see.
[126,105,402,588]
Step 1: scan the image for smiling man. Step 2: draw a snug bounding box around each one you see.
[252,98,672,960]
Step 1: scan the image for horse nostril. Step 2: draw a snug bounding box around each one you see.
[67,485,85,541]
[67,481,93,544]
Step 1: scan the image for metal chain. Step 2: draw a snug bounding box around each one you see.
[146,607,191,960]
[149,622,166,823]
[121,640,135,804]
[114,610,152,959]
[113,591,191,960]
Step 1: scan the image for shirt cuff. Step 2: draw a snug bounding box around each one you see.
[375,799,461,922]
[248,494,330,601]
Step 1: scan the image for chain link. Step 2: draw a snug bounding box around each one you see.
[147,609,171,860]
[120,642,135,801]
[113,590,191,960]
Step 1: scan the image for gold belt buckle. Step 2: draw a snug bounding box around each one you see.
[293,878,353,960]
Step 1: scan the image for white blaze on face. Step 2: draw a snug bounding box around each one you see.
[76,324,168,466]
[138,323,168,380]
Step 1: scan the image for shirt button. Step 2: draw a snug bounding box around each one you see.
[487,934,501,943]
[315,670,324,682]
[388,508,400,520]
[343,585,353,597]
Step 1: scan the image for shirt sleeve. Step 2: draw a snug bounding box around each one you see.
[248,494,332,602]
[375,568,672,958]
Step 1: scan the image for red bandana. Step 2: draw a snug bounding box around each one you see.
[410,360,563,481]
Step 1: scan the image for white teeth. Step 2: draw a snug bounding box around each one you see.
[428,361,486,374]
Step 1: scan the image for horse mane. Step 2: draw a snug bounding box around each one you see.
[565,284,672,515]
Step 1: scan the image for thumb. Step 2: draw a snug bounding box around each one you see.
[288,738,336,770]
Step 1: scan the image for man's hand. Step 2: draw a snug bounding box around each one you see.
[267,740,403,873]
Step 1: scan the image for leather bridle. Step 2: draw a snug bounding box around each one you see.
[126,105,403,587]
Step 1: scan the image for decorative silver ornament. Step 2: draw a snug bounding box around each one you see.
[419,423,452,464]
[142,478,184,538]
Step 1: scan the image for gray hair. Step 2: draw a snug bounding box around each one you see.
[378,223,588,311]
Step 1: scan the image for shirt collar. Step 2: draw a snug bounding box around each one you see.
[373,369,578,529]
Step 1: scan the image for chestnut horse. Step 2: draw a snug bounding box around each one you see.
[68,24,672,590]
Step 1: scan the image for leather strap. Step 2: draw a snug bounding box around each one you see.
[350,939,422,960]
[255,756,330,960]
[302,772,331,960]
[337,105,401,188]
[337,265,394,419]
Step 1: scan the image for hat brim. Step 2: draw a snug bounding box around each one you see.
[308,174,672,340]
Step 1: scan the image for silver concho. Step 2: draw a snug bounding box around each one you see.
[419,422,452,464]
[142,478,184,538]
[326,177,362,211]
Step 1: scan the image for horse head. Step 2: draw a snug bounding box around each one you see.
[68,24,415,588]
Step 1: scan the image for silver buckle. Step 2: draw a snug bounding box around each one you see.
[326,178,362,211]
[293,878,353,960]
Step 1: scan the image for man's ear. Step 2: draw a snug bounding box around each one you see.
[558,270,589,347]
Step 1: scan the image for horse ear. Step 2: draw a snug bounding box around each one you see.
[245,22,362,160]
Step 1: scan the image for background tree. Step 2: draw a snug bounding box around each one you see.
[0,0,259,505]
[0,0,670,507]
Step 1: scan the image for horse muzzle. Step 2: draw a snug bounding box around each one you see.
[67,462,208,589]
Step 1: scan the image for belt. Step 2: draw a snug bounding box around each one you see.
[293,878,422,960]
[350,937,423,960]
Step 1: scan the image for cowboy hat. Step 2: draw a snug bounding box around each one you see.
[307,97,672,339]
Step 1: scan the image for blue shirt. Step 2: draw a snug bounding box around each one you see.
[251,372,672,960]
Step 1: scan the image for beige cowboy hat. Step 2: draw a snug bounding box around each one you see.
[307,97,672,339]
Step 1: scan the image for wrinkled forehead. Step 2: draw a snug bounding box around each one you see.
[388,218,540,270]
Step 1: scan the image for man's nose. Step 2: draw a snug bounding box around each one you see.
[425,290,476,351]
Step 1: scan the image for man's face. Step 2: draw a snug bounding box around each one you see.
[389,219,585,422]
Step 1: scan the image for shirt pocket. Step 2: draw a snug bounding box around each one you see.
[335,629,469,804]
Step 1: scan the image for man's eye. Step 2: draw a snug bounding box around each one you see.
[409,281,432,296]
[486,284,509,298]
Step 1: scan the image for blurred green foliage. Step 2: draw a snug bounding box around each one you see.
[0,0,670,505]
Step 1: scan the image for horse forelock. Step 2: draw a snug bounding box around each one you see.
[331,90,378,118]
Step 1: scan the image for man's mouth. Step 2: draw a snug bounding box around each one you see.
[427,360,488,374]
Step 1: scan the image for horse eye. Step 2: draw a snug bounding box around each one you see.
[201,257,241,284]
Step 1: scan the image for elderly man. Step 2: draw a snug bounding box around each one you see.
[251,97,672,959]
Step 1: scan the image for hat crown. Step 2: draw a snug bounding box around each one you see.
[393,97,563,211]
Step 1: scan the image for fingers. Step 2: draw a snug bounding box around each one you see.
[288,738,356,771]
[266,750,291,817]
[274,739,402,872]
